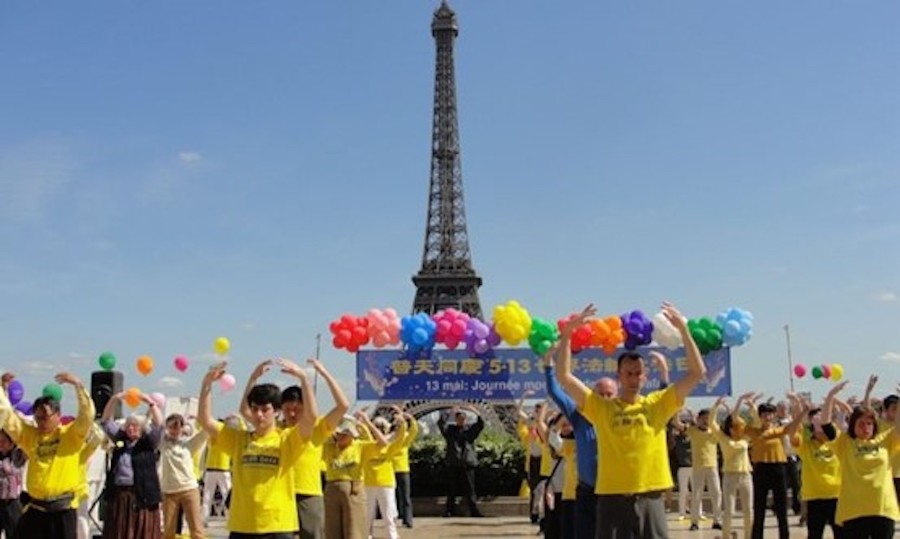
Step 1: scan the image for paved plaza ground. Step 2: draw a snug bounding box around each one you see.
[201,513,853,538]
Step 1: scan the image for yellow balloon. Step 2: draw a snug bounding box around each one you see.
[830,363,844,381]
[214,337,230,355]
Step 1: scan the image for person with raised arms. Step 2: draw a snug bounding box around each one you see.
[708,395,753,539]
[0,372,95,539]
[239,357,348,539]
[197,359,313,539]
[556,302,706,539]
[823,377,899,538]
[390,406,419,529]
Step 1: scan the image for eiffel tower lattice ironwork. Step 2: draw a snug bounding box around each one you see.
[412,0,483,319]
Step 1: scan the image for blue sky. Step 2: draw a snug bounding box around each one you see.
[1,1,898,418]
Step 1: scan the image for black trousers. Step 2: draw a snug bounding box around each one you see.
[445,466,479,516]
[806,498,842,539]
[394,472,413,526]
[840,516,894,539]
[528,456,542,517]
[0,499,21,539]
[751,463,788,539]
[16,506,77,539]
[785,456,802,513]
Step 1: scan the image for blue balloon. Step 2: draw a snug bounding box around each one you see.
[7,380,24,406]
[14,400,32,416]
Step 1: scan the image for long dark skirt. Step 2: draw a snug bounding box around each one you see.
[102,487,161,539]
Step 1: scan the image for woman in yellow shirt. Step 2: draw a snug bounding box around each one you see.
[823,378,899,538]
[391,409,419,529]
[322,414,384,539]
[785,395,842,539]
[709,396,753,539]
[361,408,408,539]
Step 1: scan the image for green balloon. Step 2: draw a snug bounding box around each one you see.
[42,383,63,403]
[98,352,117,371]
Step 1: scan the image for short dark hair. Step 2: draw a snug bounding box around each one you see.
[847,407,878,439]
[883,395,898,410]
[758,403,777,415]
[616,352,643,371]
[807,407,822,420]
[33,396,60,415]
[721,415,735,437]
[697,409,710,419]
[247,384,282,410]
[166,413,184,427]
[281,385,303,404]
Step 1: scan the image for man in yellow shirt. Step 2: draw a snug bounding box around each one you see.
[240,358,349,539]
[0,371,95,539]
[198,359,314,539]
[882,393,899,506]
[556,302,706,539]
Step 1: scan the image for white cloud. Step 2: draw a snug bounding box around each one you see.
[875,291,897,303]
[881,352,900,362]
[157,376,184,388]
[240,322,257,331]
[178,151,201,163]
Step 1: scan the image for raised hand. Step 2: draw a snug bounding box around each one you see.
[54,372,82,387]
[250,360,274,381]
[307,358,326,373]
[661,302,688,331]
[204,362,228,385]
[277,358,306,379]
[562,304,596,335]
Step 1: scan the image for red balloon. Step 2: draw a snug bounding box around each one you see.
[329,321,341,334]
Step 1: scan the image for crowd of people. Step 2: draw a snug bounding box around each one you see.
[0,301,895,539]
[517,303,899,538]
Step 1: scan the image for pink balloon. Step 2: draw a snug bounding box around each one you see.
[219,373,236,393]
[793,364,806,378]
[174,356,189,372]
[150,392,166,408]
[821,364,831,379]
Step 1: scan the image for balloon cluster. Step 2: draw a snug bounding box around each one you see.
[366,308,402,348]
[433,308,471,350]
[621,310,653,350]
[687,317,724,355]
[557,314,592,353]
[463,318,501,355]
[528,318,559,355]
[717,308,753,347]
[329,314,370,353]
[400,313,437,352]
[493,301,533,346]
[794,362,844,381]
[588,316,626,355]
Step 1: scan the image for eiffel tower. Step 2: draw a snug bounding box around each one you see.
[411,0,484,320]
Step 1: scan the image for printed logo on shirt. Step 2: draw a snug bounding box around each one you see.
[242,454,280,467]
[612,406,649,429]
[36,438,61,459]
[812,447,834,461]
[854,443,882,458]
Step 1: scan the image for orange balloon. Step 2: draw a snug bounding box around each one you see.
[136,355,154,376]
[124,387,142,408]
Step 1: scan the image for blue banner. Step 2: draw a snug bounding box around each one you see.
[356,347,731,401]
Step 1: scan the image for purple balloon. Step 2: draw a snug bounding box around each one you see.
[487,325,502,347]
[6,380,24,406]
[14,400,32,416]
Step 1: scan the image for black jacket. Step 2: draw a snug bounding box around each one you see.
[439,413,484,468]
[105,431,162,509]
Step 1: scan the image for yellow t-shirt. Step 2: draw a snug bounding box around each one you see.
[391,418,419,474]
[793,429,840,501]
[746,425,787,464]
[581,386,682,495]
[709,420,751,474]
[5,386,94,506]
[539,440,553,477]
[294,418,335,496]
[76,423,105,502]
[833,428,900,525]
[205,434,232,471]
[323,438,376,482]
[561,438,577,501]
[878,419,900,478]
[687,426,718,469]
[362,426,407,488]
[214,424,303,534]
